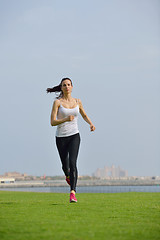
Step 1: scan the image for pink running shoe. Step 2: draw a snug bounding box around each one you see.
[70,193,77,203]
[66,176,70,185]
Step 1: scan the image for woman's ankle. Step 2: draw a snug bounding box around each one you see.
[70,190,75,194]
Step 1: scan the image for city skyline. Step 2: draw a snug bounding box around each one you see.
[1,163,159,178]
[93,165,128,179]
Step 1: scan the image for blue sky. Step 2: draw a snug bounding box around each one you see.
[0,0,160,177]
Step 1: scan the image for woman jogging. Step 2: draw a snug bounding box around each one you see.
[47,77,95,203]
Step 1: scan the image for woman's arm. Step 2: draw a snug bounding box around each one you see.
[78,99,96,131]
[50,100,74,126]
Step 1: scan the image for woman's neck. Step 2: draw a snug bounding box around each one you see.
[62,94,72,101]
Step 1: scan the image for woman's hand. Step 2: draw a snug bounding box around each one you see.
[67,115,75,121]
[90,124,96,132]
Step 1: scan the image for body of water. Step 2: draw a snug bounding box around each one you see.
[0,185,160,193]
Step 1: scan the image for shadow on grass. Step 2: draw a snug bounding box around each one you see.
[51,203,63,206]
[0,202,15,205]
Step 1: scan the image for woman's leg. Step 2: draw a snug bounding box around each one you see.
[56,137,70,177]
[68,133,81,192]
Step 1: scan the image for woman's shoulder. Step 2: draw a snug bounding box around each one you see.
[75,98,82,105]
[53,99,61,107]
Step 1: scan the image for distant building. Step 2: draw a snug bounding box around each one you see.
[93,165,128,179]
[2,172,28,180]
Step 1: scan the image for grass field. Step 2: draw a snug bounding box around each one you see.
[0,191,159,240]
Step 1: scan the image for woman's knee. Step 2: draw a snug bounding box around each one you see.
[70,166,77,175]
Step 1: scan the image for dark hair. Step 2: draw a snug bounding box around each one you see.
[46,78,73,98]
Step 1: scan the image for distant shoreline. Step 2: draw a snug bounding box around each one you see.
[0,179,159,188]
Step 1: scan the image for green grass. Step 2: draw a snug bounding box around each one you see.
[0,191,159,240]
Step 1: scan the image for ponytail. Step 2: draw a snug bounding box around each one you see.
[46,77,72,98]
[46,84,61,93]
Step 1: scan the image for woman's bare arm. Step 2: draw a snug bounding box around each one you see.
[50,100,74,126]
[78,99,96,131]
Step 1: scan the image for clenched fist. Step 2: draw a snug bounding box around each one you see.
[67,115,75,121]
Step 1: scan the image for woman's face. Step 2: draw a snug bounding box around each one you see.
[61,79,73,94]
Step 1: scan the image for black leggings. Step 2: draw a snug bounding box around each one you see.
[56,133,80,192]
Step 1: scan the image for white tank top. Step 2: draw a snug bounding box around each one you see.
[56,104,79,137]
